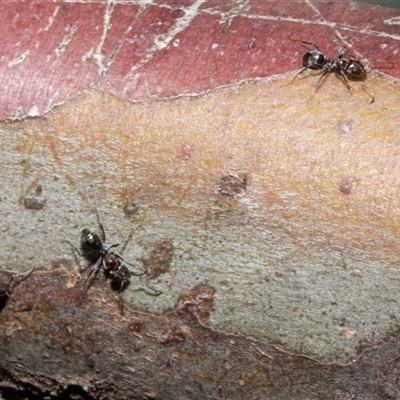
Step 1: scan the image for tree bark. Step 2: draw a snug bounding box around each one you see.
[1,1,400,399]
[1,266,400,399]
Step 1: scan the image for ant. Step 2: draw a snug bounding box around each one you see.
[69,199,161,296]
[289,39,375,103]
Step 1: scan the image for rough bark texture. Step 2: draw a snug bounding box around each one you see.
[1,266,400,400]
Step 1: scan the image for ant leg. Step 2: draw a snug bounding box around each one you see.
[134,286,163,296]
[286,66,310,85]
[337,69,374,103]
[362,81,375,104]
[5,268,36,303]
[134,281,163,296]
[108,243,120,251]
[4,289,15,303]
[144,282,163,296]
[117,294,125,315]
[6,293,16,302]
[7,275,16,289]
[117,227,140,253]
[107,229,137,253]
[63,240,82,257]
[14,267,36,285]
[337,68,351,91]
[117,280,125,294]
[283,66,324,87]
[63,240,88,272]
[284,68,328,88]
[85,257,102,283]
[115,257,146,276]
[108,231,135,251]
[94,196,106,242]
[314,69,330,89]
[288,37,322,52]
[3,277,16,302]
[83,267,102,295]
[334,47,345,60]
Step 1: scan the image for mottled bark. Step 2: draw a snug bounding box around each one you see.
[1,267,400,400]
[1,1,400,399]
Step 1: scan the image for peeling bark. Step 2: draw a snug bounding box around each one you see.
[1,267,400,400]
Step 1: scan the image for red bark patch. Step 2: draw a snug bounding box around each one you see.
[0,1,398,119]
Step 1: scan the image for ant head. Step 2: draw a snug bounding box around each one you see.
[303,50,326,69]
[81,228,103,251]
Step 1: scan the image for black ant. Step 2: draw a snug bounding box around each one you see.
[69,199,161,296]
[289,39,375,103]
[80,227,136,293]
